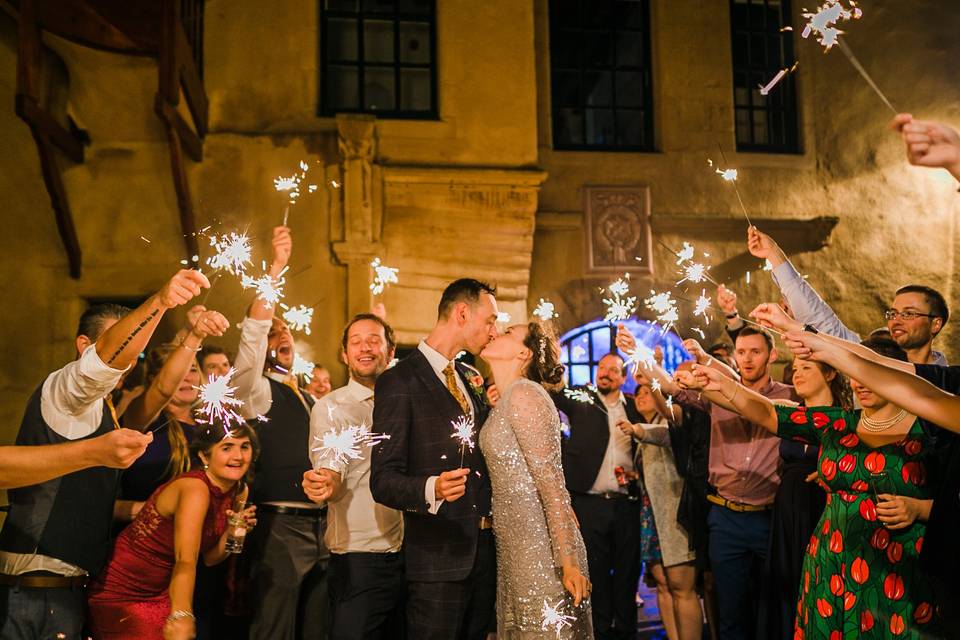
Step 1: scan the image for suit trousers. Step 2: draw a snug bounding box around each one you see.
[0,584,85,639]
[571,493,642,640]
[406,529,496,640]
[247,511,330,640]
[328,551,405,640]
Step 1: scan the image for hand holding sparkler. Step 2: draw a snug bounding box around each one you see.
[561,565,591,607]
[750,302,802,334]
[716,284,740,318]
[891,114,960,181]
[614,323,638,354]
[270,226,292,277]
[435,468,470,503]
[302,468,341,503]
[187,307,230,340]
[682,338,711,365]
[746,227,787,268]
[782,330,836,363]
[690,363,732,395]
[157,269,211,310]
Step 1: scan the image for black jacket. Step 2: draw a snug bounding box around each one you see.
[370,350,491,582]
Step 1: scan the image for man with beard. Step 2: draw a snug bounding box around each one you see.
[234,226,329,640]
[302,313,404,639]
[370,279,499,640]
[746,227,948,365]
[549,353,643,640]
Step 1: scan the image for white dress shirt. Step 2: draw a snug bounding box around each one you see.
[0,344,127,577]
[589,393,634,494]
[310,379,403,554]
[417,341,474,514]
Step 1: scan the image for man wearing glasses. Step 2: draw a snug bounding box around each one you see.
[744,227,948,365]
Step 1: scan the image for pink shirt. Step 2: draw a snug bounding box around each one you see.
[675,379,797,506]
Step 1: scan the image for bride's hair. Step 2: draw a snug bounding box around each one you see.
[522,322,565,385]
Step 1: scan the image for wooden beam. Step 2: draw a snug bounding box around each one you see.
[154,94,202,162]
[159,109,200,262]
[175,21,207,136]
[32,132,82,278]
[15,95,84,163]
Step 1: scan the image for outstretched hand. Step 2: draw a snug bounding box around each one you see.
[782,330,835,363]
[682,339,709,365]
[188,307,231,340]
[750,302,801,333]
[435,468,470,503]
[92,429,153,468]
[891,114,960,179]
[746,226,786,266]
[158,270,210,309]
[270,226,293,276]
[716,284,738,316]
[690,364,726,394]
[615,324,637,354]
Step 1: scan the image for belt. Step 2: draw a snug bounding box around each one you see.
[259,504,327,518]
[479,515,493,530]
[0,572,88,589]
[584,491,637,501]
[707,494,772,513]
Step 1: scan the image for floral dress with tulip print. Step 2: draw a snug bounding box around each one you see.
[774,405,941,639]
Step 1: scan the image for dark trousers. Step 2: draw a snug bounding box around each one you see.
[708,505,771,640]
[406,529,496,640]
[248,511,330,640]
[571,493,642,640]
[328,551,405,640]
[0,584,85,639]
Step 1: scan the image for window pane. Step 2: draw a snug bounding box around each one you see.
[400,68,431,110]
[364,20,395,63]
[327,18,358,61]
[570,365,592,387]
[327,64,359,110]
[326,0,358,10]
[590,326,611,359]
[615,0,645,28]
[552,0,581,27]
[555,108,584,145]
[615,71,643,107]
[735,108,751,144]
[753,109,768,145]
[616,109,644,146]
[399,0,431,13]
[552,29,581,69]
[585,31,614,67]
[585,108,614,144]
[616,31,644,67]
[362,0,394,12]
[588,0,615,26]
[364,67,396,110]
[584,71,612,106]
[570,333,590,362]
[399,21,430,63]
[554,70,582,106]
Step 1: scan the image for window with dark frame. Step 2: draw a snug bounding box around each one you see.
[319,0,436,119]
[730,0,800,152]
[548,0,654,151]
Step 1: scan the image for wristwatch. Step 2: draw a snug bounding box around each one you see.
[803,324,819,334]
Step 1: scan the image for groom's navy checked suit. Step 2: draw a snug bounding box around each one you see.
[370,348,495,639]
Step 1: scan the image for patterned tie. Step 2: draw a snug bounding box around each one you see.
[443,363,471,415]
[283,375,310,410]
[105,395,121,430]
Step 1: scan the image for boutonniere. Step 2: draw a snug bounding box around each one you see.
[466,373,486,398]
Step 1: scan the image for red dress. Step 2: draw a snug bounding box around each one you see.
[87,470,235,638]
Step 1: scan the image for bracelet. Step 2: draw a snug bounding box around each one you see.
[725,311,740,319]
[166,610,195,623]
[177,340,203,352]
[721,385,740,404]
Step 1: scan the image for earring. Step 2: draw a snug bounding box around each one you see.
[203,463,209,470]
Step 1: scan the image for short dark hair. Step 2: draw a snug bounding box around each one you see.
[735,326,774,351]
[77,303,130,340]
[340,313,396,353]
[191,421,261,484]
[598,351,627,375]
[199,345,230,368]
[895,285,949,324]
[860,336,908,362]
[708,342,732,355]
[437,279,497,319]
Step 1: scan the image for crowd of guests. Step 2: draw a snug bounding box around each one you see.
[0,113,957,640]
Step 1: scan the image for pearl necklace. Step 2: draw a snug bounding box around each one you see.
[859,409,907,433]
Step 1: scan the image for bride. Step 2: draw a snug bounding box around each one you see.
[479,322,593,638]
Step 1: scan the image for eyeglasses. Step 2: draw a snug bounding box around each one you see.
[884,309,938,321]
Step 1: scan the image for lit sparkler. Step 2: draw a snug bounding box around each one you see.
[563,388,595,405]
[533,298,559,322]
[678,261,710,285]
[693,290,713,322]
[759,61,800,96]
[241,263,288,308]
[650,378,662,394]
[206,232,253,276]
[675,242,695,265]
[195,368,244,431]
[370,257,399,295]
[292,353,315,381]
[496,312,512,324]
[311,422,391,470]
[450,415,476,467]
[710,146,754,227]
[281,304,314,335]
[602,276,637,322]
[541,598,577,639]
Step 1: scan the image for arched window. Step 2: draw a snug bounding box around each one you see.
[559,318,689,394]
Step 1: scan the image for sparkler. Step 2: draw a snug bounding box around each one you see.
[710,146,754,227]
[562,386,607,415]
[533,298,558,322]
[496,312,512,324]
[274,160,318,224]
[650,378,662,394]
[291,353,315,381]
[370,257,399,295]
[693,290,713,323]
[311,422,391,470]
[645,290,681,333]
[601,276,637,322]
[195,368,245,432]
[759,61,800,96]
[450,415,476,468]
[206,232,253,276]
[541,598,577,638]
[675,241,695,265]
[280,304,314,335]
[241,263,288,308]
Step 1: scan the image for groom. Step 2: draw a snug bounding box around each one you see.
[370,278,499,639]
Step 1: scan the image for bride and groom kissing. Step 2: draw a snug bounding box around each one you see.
[370,278,593,639]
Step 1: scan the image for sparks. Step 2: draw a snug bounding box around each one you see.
[533,298,558,322]
[602,277,637,322]
[665,396,675,413]
[692,326,706,340]
[563,388,596,405]
[281,304,314,335]
[496,311,512,324]
[195,368,244,431]
[759,61,800,96]
[541,598,577,638]
[650,378,662,394]
[450,415,476,454]
[292,353,315,380]
[763,259,773,271]
[274,176,298,192]
[370,257,399,295]
[675,241,695,265]
[254,414,270,423]
[645,290,677,315]
[140,235,151,244]
[624,341,657,370]
[801,0,861,51]
[571,345,587,360]
[206,232,253,276]
[241,264,287,308]
[326,404,336,421]
[311,422,391,469]
[678,261,710,285]
[693,290,713,322]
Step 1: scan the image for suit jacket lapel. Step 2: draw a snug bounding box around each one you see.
[409,350,468,418]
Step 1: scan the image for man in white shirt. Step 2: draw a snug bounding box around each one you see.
[0,269,208,639]
[303,313,404,639]
[232,226,328,640]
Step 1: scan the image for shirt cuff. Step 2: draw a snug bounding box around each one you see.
[82,343,130,378]
[424,476,444,515]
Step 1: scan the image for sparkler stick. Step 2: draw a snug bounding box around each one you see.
[716,144,754,228]
[737,316,785,338]
[450,415,476,468]
[836,39,897,115]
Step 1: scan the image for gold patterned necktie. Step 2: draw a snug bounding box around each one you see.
[283,375,309,409]
[443,363,471,415]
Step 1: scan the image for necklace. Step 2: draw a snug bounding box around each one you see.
[859,409,907,432]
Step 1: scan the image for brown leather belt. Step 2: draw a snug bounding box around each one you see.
[259,504,327,518]
[0,572,88,589]
[479,515,493,530]
[707,494,772,513]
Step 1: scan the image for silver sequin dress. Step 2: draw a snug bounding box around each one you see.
[479,379,593,639]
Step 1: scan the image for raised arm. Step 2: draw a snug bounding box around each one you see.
[747,227,861,342]
[249,226,291,322]
[122,307,230,430]
[164,478,210,640]
[786,331,960,432]
[509,382,590,605]
[892,114,960,182]
[0,429,152,489]
[688,365,779,433]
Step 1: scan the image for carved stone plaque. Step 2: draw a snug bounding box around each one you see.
[584,186,653,275]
